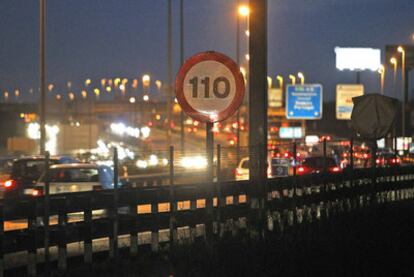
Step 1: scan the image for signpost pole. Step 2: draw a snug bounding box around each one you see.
[206,122,214,182]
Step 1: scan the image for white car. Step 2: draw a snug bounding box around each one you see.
[24,163,115,196]
[235,157,291,181]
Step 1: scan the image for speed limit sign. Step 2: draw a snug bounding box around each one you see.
[175,51,245,123]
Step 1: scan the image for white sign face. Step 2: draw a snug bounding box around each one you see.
[176,52,245,123]
[268,88,283,108]
[336,84,364,120]
[183,61,236,116]
[335,47,381,71]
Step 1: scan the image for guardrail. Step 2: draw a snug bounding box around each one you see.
[1,165,414,276]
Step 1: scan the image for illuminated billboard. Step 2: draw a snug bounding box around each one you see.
[335,47,381,71]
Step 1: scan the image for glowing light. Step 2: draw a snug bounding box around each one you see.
[180,156,208,169]
[85,79,91,86]
[94,88,100,97]
[136,160,148,169]
[119,84,126,92]
[155,80,162,90]
[245,30,250,37]
[142,74,150,87]
[140,126,151,138]
[56,94,61,101]
[81,90,87,98]
[14,90,20,97]
[48,84,54,92]
[238,5,250,17]
[245,54,250,61]
[390,57,397,65]
[106,86,112,93]
[101,78,106,87]
[148,155,158,166]
[129,97,136,103]
[143,95,149,102]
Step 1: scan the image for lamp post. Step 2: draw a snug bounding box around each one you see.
[289,74,296,85]
[297,72,305,85]
[276,75,283,89]
[398,46,406,138]
[180,0,185,153]
[390,57,397,95]
[378,65,385,95]
[236,2,250,163]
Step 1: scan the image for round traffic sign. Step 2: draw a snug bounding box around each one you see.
[175,51,245,123]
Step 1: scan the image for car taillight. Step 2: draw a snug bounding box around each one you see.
[330,166,341,173]
[4,180,15,189]
[32,189,42,196]
[376,159,381,164]
[297,166,309,175]
[396,158,401,163]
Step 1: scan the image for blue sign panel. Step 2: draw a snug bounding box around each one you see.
[286,84,323,120]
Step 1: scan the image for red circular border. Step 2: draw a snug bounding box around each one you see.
[175,51,245,123]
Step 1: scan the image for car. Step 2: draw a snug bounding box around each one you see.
[1,155,79,198]
[235,157,291,181]
[25,163,115,196]
[376,152,401,167]
[296,156,342,175]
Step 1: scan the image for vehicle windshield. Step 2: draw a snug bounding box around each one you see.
[41,167,99,183]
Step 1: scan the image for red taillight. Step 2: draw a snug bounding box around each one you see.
[297,166,309,175]
[284,153,289,158]
[376,159,381,164]
[330,166,341,173]
[396,158,401,163]
[4,180,15,188]
[32,189,42,196]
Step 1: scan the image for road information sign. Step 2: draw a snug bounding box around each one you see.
[175,51,245,123]
[286,84,322,119]
[336,84,364,120]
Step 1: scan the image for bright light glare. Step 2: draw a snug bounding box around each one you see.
[180,156,208,169]
[143,95,149,102]
[136,160,148,169]
[335,47,381,71]
[238,5,250,17]
[148,155,158,166]
[140,127,151,138]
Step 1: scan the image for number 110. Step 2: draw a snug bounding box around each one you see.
[189,76,230,99]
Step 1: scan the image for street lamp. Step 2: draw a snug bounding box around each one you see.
[238,5,250,17]
[85,79,91,87]
[398,46,406,138]
[390,57,397,95]
[297,72,305,85]
[378,65,385,95]
[276,75,284,88]
[267,76,272,89]
[289,74,296,85]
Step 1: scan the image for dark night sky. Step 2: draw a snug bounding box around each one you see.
[0,0,413,102]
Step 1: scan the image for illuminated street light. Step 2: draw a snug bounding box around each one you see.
[297,72,305,85]
[14,89,20,98]
[119,84,126,95]
[122,78,128,85]
[132,79,138,89]
[106,86,112,93]
[129,97,136,103]
[267,76,272,89]
[276,75,284,88]
[48,84,54,92]
[238,5,250,17]
[289,74,296,85]
[4,91,9,101]
[142,74,151,87]
[81,90,88,99]
[398,46,406,137]
[378,65,385,95]
[67,81,72,88]
[56,94,61,101]
[155,80,162,91]
[101,78,106,87]
[85,79,91,87]
[143,95,149,102]
[94,88,100,99]
[245,53,250,61]
[68,92,75,101]
[390,57,397,94]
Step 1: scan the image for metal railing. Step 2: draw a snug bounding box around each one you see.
[1,164,414,275]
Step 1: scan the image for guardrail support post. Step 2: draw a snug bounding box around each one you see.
[151,201,159,252]
[57,198,67,272]
[27,199,38,277]
[84,196,93,264]
[110,147,119,263]
[0,205,4,277]
[169,146,177,244]
[129,190,138,257]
